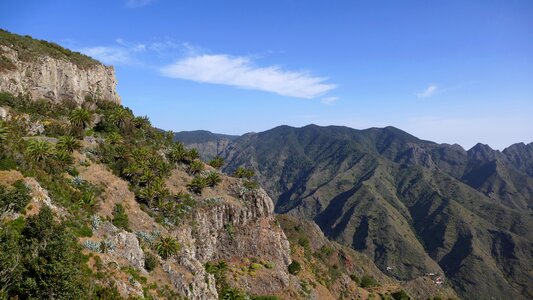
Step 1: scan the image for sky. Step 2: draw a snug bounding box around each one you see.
[1,0,532,150]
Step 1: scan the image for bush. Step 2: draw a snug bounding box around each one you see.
[360,275,379,288]
[233,167,255,179]
[144,252,158,272]
[0,180,31,213]
[187,176,207,194]
[111,203,129,230]
[208,156,224,169]
[288,261,301,275]
[391,290,411,300]
[205,171,222,187]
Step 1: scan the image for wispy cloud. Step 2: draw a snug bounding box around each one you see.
[321,96,338,105]
[79,46,132,65]
[160,54,336,99]
[79,38,181,65]
[124,0,154,8]
[417,84,438,98]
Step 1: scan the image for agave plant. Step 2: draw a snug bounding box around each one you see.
[26,139,54,162]
[155,237,180,259]
[56,136,80,153]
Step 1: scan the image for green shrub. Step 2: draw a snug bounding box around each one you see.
[360,275,379,288]
[391,290,411,300]
[187,176,207,194]
[233,167,255,179]
[208,156,224,169]
[288,261,302,275]
[112,203,129,230]
[144,252,158,272]
[205,171,222,187]
[0,180,31,213]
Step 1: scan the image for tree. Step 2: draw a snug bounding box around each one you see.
[56,136,80,153]
[69,108,91,129]
[26,139,53,163]
[208,156,224,169]
[110,107,130,129]
[155,236,180,259]
[1,207,88,299]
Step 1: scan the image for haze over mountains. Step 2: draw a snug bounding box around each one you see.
[176,125,533,300]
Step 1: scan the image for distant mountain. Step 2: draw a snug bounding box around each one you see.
[174,130,239,160]
[181,124,533,300]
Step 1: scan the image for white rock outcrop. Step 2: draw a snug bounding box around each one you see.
[0,45,120,104]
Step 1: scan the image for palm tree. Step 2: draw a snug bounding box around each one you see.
[133,116,150,129]
[56,136,80,153]
[26,140,54,162]
[110,107,129,129]
[69,108,91,129]
[167,143,187,164]
[155,237,180,259]
[106,132,123,145]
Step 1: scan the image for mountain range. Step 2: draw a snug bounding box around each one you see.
[175,124,533,300]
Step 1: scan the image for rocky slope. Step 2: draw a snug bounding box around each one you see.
[0,29,120,104]
[176,125,533,300]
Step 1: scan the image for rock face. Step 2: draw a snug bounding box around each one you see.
[0,45,120,104]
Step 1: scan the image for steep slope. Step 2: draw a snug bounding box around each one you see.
[0,29,120,104]
[180,124,533,300]
[173,130,238,160]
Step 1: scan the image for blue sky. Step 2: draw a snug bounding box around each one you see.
[1,0,532,149]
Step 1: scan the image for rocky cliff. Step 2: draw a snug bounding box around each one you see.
[0,30,120,104]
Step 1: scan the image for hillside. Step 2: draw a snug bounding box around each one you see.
[176,125,533,300]
[0,33,452,299]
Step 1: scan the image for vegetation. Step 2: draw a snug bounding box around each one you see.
[111,203,129,230]
[209,156,224,169]
[0,207,94,298]
[155,236,181,259]
[144,252,158,272]
[0,180,31,213]
[288,261,302,275]
[0,29,100,69]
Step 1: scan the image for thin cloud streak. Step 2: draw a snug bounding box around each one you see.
[417,84,438,98]
[160,54,336,99]
[124,0,154,8]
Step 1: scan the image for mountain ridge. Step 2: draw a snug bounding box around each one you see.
[177,124,533,300]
